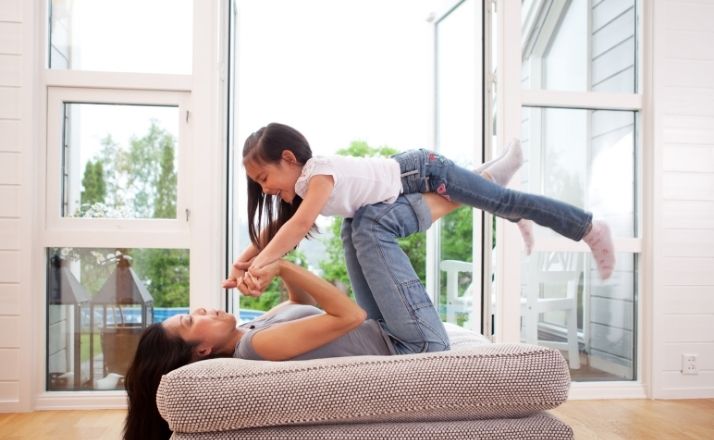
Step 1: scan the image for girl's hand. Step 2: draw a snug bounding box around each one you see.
[245,260,282,295]
[222,260,254,297]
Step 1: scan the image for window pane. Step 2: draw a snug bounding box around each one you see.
[521,107,636,239]
[61,103,179,219]
[435,0,481,327]
[522,0,636,92]
[520,251,637,381]
[49,0,192,74]
[46,247,189,391]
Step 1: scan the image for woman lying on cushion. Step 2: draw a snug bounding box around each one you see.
[124,192,459,440]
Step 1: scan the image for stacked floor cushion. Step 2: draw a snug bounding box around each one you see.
[157,325,573,439]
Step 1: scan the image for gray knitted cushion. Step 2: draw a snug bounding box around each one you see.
[157,343,570,434]
[170,413,574,439]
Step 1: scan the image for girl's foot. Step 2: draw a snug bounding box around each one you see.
[582,221,615,280]
[517,219,534,255]
[479,139,523,186]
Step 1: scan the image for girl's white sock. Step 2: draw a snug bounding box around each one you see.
[476,139,532,253]
[474,144,509,174]
[582,221,615,280]
[479,139,523,186]
[517,220,534,255]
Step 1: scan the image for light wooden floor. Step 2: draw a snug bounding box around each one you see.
[551,399,714,439]
[0,399,712,439]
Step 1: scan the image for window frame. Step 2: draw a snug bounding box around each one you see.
[43,86,192,249]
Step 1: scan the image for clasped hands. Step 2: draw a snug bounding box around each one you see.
[221,259,280,297]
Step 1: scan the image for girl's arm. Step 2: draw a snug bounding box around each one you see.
[249,260,366,361]
[249,175,334,271]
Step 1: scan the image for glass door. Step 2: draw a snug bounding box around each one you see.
[431,0,486,333]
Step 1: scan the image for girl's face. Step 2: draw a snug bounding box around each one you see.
[243,151,302,204]
[163,307,238,357]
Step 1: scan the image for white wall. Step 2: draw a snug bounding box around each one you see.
[0,0,35,411]
[652,0,714,399]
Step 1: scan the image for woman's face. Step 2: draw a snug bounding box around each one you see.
[162,308,238,357]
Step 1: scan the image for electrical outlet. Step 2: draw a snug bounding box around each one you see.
[681,354,698,375]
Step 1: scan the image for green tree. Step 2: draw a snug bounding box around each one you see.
[153,136,177,219]
[115,121,176,218]
[76,162,109,293]
[80,161,106,208]
[130,122,185,307]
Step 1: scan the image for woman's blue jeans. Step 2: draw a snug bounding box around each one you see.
[392,149,593,241]
[342,194,450,355]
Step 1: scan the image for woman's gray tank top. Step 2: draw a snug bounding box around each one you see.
[234,304,395,361]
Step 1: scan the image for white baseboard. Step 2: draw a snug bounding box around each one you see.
[654,387,714,400]
[34,391,127,410]
[568,381,647,400]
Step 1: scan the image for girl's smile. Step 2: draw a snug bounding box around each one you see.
[243,156,301,204]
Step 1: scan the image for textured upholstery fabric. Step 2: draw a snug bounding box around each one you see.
[157,343,570,434]
[171,413,573,440]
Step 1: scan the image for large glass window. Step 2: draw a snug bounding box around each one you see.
[61,103,179,219]
[518,0,641,382]
[49,0,193,74]
[43,1,198,398]
[45,87,190,235]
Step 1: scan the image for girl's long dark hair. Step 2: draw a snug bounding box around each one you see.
[123,324,196,440]
[243,122,315,249]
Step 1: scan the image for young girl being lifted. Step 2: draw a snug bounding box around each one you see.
[224,122,614,294]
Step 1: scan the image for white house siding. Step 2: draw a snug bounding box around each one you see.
[652,0,714,399]
[0,0,33,411]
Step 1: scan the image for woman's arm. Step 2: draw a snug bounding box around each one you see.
[242,264,319,322]
[248,260,366,361]
[248,175,334,271]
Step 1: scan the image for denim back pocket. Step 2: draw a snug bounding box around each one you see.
[393,149,429,194]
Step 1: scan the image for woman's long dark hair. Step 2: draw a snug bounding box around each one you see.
[243,122,316,249]
[123,324,196,440]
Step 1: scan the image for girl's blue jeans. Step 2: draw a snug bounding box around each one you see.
[393,148,593,241]
[342,194,450,355]
[340,149,593,355]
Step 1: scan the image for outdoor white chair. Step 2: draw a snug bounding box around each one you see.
[439,252,582,369]
[522,252,582,369]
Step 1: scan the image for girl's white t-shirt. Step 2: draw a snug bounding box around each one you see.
[294,156,402,217]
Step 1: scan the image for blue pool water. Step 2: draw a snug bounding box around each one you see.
[152,307,264,323]
[81,307,265,326]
